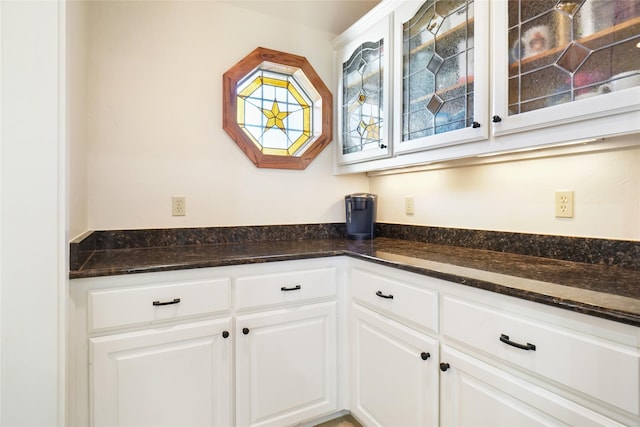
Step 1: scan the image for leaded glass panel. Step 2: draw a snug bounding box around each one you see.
[237,68,314,156]
[508,0,640,115]
[400,0,474,143]
[342,40,385,155]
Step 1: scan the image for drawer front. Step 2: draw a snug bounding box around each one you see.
[89,278,231,332]
[351,268,438,333]
[235,267,336,310]
[442,295,640,416]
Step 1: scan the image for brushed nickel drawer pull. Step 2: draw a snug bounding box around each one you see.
[152,298,181,306]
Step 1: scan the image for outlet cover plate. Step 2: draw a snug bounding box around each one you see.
[555,191,574,218]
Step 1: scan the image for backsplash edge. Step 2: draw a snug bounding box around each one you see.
[69,223,640,272]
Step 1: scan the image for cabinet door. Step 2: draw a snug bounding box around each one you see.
[491,0,640,139]
[335,14,393,165]
[440,345,627,427]
[235,302,337,427]
[351,304,439,427]
[393,0,489,154]
[90,318,233,427]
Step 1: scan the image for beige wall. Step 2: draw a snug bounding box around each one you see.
[370,138,640,240]
[69,1,640,242]
[68,0,88,240]
[70,0,368,236]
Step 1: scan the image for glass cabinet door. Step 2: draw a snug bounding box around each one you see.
[493,0,640,137]
[336,16,392,165]
[393,0,489,154]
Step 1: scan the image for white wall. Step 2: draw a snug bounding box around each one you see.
[80,0,368,234]
[370,137,640,241]
[0,1,64,425]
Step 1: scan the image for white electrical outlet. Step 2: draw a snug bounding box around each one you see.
[172,196,186,216]
[555,191,574,218]
[405,196,415,215]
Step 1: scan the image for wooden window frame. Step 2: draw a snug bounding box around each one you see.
[223,47,333,170]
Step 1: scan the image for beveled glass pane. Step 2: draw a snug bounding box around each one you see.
[556,42,590,73]
[520,0,556,22]
[342,39,384,154]
[520,66,570,102]
[401,0,474,143]
[508,0,640,116]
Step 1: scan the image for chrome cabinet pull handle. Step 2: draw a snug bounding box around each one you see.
[152,298,181,306]
[376,290,394,299]
[281,285,301,292]
[500,334,536,351]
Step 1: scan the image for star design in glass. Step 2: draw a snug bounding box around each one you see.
[364,117,380,140]
[261,101,291,132]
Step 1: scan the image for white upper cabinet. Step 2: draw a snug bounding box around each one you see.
[393,0,489,154]
[334,12,393,165]
[333,0,640,173]
[490,0,640,146]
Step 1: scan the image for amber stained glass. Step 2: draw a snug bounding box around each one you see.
[237,69,312,156]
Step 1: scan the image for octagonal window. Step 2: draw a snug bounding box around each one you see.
[223,48,332,169]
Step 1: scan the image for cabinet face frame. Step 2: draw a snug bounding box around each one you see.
[490,0,640,138]
[393,0,490,155]
[335,15,394,165]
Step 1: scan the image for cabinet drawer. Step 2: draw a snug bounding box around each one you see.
[89,278,231,332]
[351,268,438,333]
[235,267,336,310]
[442,295,640,416]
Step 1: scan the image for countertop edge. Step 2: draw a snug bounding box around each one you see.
[69,245,640,327]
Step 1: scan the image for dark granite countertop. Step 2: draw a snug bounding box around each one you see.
[69,236,640,327]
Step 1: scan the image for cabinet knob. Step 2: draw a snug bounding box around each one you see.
[472,121,481,128]
[440,362,450,372]
[242,327,250,335]
[421,352,430,360]
[380,144,387,149]
[492,115,502,123]
[222,331,230,339]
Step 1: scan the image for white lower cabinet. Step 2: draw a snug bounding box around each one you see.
[351,304,439,427]
[90,318,233,427]
[71,257,640,427]
[235,302,337,427]
[440,345,625,427]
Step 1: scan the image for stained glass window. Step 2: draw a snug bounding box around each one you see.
[223,47,332,170]
[342,39,385,155]
[237,68,313,156]
[508,0,640,115]
[401,0,474,142]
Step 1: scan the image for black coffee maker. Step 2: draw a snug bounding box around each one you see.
[345,193,377,240]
